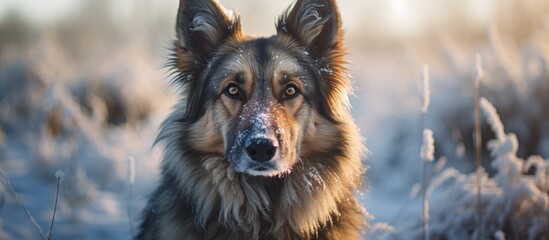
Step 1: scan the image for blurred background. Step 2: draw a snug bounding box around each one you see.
[1,0,548,239]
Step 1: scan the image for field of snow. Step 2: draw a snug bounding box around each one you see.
[0,1,548,239]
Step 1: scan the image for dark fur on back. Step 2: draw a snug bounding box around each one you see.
[137,0,368,239]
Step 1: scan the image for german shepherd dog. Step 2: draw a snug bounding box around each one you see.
[137,0,367,239]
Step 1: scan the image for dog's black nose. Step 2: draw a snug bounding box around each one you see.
[245,138,277,162]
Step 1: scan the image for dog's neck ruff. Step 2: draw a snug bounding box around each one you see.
[162,149,357,239]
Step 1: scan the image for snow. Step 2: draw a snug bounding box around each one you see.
[127,157,135,185]
[355,16,549,240]
[390,98,549,239]
[434,156,447,173]
[371,222,396,238]
[494,231,505,240]
[480,98,506,142]
[55,171,65,180]
[1,1,549,240]
[420,129,435,162]
[305,166,326,192]
[409,183,421,199]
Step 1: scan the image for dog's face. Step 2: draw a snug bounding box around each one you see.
[214,39,312,177]
[172,0,349,177]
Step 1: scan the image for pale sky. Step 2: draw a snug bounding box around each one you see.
[0,0,524,39]
[0,0,81,23]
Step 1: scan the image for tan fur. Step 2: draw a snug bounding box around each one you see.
[138,1,369,239]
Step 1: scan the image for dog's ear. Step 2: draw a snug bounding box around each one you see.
[278,0,350,122]
[172,0,241,123]
[277,0,342,57]
[176,0,241,62]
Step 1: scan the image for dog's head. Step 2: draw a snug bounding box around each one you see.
[170,0,351,177]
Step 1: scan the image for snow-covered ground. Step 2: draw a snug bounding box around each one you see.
[1,1,548,239]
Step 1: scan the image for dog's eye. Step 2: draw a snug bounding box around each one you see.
[224,83,242,99]
[282,84,300,100]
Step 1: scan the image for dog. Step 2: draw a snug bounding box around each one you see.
[137,0,367,239]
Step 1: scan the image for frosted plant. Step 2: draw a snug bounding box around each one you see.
[127,156,136,237]
[395,98,549,240]
[55,171,65,181]
[127,157,136,185]
[370,222,396,239]
[421,65,431,114]
[420,65,433,240]
[473,54,484,240]
[421,129,435,162]
[48,170,64,240]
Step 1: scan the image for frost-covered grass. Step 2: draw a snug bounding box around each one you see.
[0,69,165,239]
[0,16,170,237]
[391,98,549,239]
[361,22,549,239]
[1,2,549,240]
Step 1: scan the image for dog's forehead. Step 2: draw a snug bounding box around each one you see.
[209,37,314,88]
